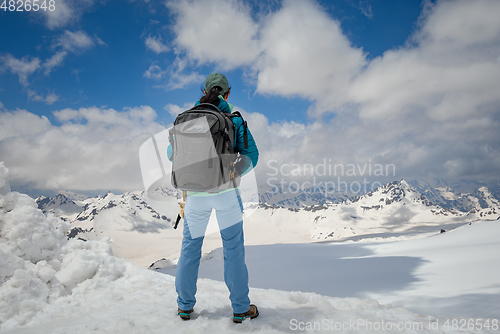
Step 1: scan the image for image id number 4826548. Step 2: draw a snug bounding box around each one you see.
[1,0,55,11]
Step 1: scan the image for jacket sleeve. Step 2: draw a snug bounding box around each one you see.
[233,116,259,176]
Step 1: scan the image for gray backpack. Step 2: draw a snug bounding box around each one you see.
[169,103,248,193]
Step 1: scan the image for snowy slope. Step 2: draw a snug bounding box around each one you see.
[167,220,500,318]
[240,180,467,246]
[70,191,175,235]
[149,180,469,269]
[36,187,234,268]
[366,220,500,318]
[65,189,181,267]
[0,182,497,333]
[141,180,477,270]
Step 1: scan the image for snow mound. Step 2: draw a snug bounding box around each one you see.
[0,189,134,328]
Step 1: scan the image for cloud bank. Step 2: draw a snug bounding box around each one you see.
[0,105,164,191]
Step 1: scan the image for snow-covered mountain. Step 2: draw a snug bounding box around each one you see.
[242,180,467,246]
[408,179,500,212]
[36,194,82,221]
[152,179,476,271]
[62,189,181,266]
[71,192,173,235]
[466,206,500,221]
[35,187,182,266]
[46,187,179,237]
[258,178,500,212]
[36,179,498,270]
[258,183,354,207]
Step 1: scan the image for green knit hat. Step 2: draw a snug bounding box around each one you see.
[205,73,230,95]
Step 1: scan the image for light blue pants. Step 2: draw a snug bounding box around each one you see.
[175,190,250,314]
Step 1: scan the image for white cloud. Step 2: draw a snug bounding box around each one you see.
[71,69,83,82]
[41,0,74,29]
[358,0,373,18]
[43,51,68,75]
[55,30,95,52]
[348,0,500,124]
[167,0,261,69]
[164,102,194,117]
[162,70,205,90]
[255,0,367,116]
[145,35,170,54]
[143,64,166,80]
[40,0,97,30]
[95,36,107,46]
[0,54,41,86]
[52,105,158,126]
[415,0,500,57]
[27,90,60,105]
[144,57,205,90]
[45,93,60,105]
[0,105,165,191]
[165,0,366,114]
[244,103,500,185]
[0,109,52,141]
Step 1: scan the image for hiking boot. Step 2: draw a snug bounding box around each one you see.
[178,308,193,320]
[233,304,259,323]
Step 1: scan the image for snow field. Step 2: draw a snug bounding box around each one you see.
[175,219,499,319]
[2,163,499,333]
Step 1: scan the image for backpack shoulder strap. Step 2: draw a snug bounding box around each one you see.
[229,111,248,149]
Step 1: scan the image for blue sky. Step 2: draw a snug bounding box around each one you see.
[1,0,499,194]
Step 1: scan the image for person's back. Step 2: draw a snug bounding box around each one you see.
[173,73,259,323]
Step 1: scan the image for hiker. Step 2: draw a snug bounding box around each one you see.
[170,73,259,323]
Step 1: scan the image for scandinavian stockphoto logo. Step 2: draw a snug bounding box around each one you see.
[138,123,259,237]
[266,159,397,197]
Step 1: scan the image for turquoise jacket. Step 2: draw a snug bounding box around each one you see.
[167,98,259,177]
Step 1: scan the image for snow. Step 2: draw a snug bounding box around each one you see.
[37,194,83,220]
[66,190,180,267]
[477,187,500,208]
[467,206,500,221]
[366,221,500,318]
[436,187,457,201]
[2,164,499,333]
[48,180,484,273]
[0,162,10,195]
[162,220,500,319]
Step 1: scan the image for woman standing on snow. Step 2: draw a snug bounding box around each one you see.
[172,73,259,323]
